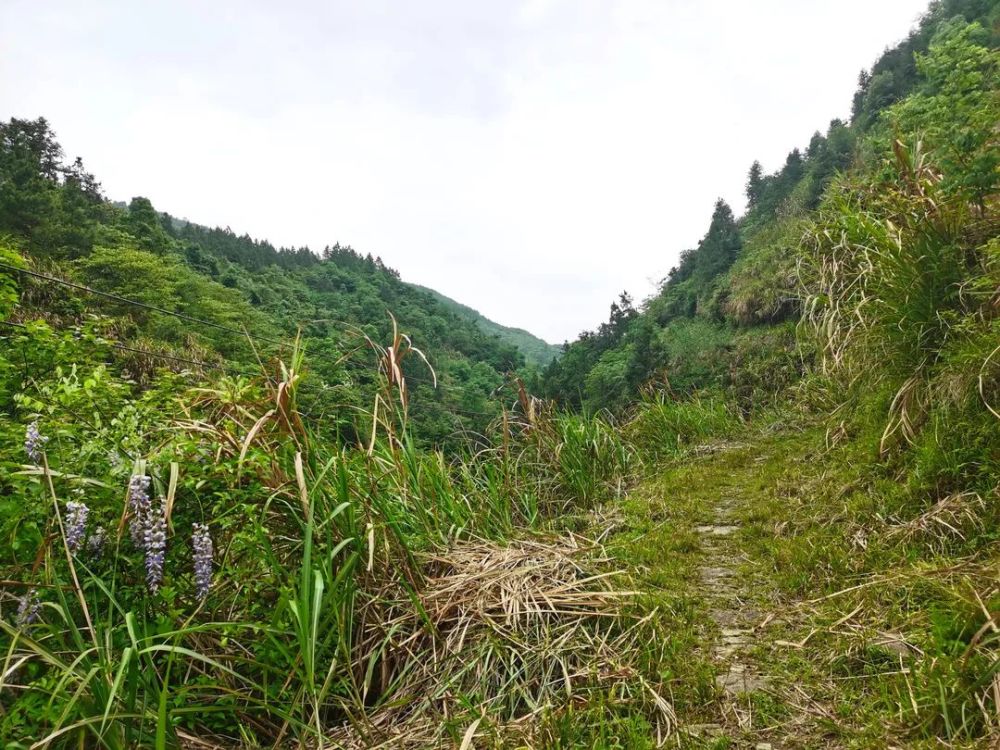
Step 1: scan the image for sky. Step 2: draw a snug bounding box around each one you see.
[1,0,931,344]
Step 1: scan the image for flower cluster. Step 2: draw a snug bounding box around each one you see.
[24,422,48,463]
[16,589,41,627]
[13,471,223,608]
[128,474,151,548]
[191,523,213,600]
[87,526,107,559]
[144,499,167,593]
[126,474,168,593]
[65,501,90,553]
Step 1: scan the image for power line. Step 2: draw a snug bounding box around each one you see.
[300,350,493,396]
[2,317,488,398]
[2,266,534,393]
[2,319,247,374]
[2,267,522,414]
[109,342,224,371]
[449,408,506,418]
[0,262,286,348]
[5,321,511,422]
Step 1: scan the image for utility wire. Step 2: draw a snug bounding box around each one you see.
[2,267,512,397]
[3,317,491,399]
[2,266,520,411]
[2,319,244,374]
[5,321,506,420]
[109,342,224,371]
[0,262,286,348]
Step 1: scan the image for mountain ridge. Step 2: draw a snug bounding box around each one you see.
[412,283,561,367]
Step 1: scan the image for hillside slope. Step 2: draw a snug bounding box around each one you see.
[155,216,558,368]
[413,284,561,367]
[542,0,999,414]
[0,121,543,446]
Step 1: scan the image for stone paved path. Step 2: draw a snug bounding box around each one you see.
[691,486,782,749]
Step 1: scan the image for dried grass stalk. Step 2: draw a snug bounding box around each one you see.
[332,535,673,747]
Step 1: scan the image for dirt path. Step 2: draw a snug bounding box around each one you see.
[697,491,772,732]
[605,427,988,749]
[610,436,816,749]
[683,446,785,748]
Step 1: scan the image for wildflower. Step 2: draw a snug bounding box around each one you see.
[144,498,166,594]
[87,526,107,559]
[65,501,89,553]
[24,422,48,463]
[191,523,213,600]
[128,474,151,548]
[15,589,41,627]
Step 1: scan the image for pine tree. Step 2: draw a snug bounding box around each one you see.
[745,161,763,208]
[694,199,742,284]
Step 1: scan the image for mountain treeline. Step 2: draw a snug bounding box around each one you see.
[542,0,999,415]
[0,122,551,447]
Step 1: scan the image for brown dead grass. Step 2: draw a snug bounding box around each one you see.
[330,535,674,748]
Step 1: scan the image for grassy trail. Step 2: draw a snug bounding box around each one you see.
[600,433,784,747]
[602,428,916,749]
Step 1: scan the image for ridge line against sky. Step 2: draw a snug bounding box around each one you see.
[1,0,930,343]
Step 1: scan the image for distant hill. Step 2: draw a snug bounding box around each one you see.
[0,117,546,448]
[415,285,561,367]
[161,213,560,368]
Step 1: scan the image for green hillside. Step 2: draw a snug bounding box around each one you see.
[414,283,561,366]
[2,1,998,747]
[542,0,999,415]
[0,125,550,448]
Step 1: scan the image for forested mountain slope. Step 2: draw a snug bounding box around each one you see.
[0,124,549,446]
[413,284,561,367]
[542,0,999,414]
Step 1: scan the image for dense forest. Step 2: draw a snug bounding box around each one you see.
[542,0,999,415]
[1,0,998,747]
[0,137,549,449]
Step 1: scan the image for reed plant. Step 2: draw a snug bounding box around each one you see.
[2,327,654,748]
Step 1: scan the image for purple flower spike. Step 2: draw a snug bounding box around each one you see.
[191,523,213,600]
[16,589,41,627]
[128,474,151,548]
[25,422,48,463]
[144,499,166,594]
[65,501,89,554]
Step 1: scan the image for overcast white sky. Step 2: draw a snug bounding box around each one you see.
[2,0,930,343]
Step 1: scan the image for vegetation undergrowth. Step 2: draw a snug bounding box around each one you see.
[721,418,999,747]
[0,321,688,747]
[2,1,998,748]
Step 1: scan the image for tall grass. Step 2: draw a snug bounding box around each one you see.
[624,392,739,466]
[798,138,1000,741]
[541,413,632,507]
[2,330,648,747]
[802,139,999,491]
